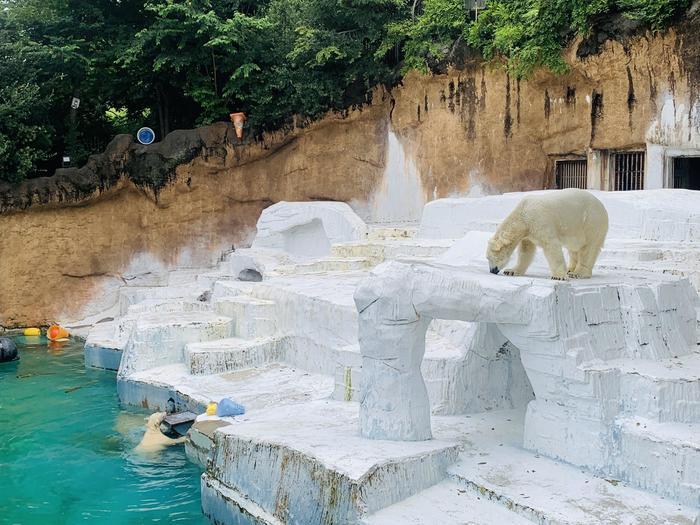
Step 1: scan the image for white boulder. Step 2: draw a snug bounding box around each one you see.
[252,201,368,259]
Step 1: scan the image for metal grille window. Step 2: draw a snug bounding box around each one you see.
[555,159,587,189]
[613,151,645,191]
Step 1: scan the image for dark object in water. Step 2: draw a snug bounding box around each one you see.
[160,411,197,437]
[0,337,18,363]
[238,268,263,282]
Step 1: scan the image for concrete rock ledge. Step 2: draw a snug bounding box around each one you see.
[355,261,699,505]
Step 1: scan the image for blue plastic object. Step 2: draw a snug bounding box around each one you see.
[137,127,156,145]
[216,398,245,417]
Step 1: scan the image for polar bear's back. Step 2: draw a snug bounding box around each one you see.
[519,189,608,247]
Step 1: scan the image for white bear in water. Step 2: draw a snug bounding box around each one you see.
[486,188,608,280]
[135,412,186,454]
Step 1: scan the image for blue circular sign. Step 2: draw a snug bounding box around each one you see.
[137,127,156,145]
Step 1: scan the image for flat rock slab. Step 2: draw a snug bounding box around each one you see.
[446,411,698,525]
[204,400,461,525]
[362,480,534,525]
[202,405,699,524]
[119,362,334,412]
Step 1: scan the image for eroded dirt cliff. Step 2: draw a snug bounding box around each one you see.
[1,19,699,327]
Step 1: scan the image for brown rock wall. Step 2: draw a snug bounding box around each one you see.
[1,27,699,327]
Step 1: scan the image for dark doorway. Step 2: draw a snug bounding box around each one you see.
[673,157,700,190]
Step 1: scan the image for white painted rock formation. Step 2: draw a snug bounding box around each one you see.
[252,201,368,259]
[355,260,699,505]
[418,189,700,243]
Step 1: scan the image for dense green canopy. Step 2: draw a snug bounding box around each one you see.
[0,0,689,183]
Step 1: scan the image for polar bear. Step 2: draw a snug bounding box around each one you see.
[486,188,608,280]
[135,412,186,454]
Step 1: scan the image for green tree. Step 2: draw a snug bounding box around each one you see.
[379,0,467,73]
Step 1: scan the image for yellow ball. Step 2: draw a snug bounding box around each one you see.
[205,402,218,416]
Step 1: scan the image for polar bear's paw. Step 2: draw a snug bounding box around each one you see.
[550,275,569,281]
[502,268,523,276]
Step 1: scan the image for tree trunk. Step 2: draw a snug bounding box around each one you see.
[155,83,170,139]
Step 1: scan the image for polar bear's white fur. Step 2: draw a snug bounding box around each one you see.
[486,189,608,280]
[135,412,186,454]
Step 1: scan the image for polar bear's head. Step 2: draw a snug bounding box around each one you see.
[145,412,166,431]
[486,234,516,274]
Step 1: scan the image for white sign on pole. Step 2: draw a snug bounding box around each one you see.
[71,97,81,109]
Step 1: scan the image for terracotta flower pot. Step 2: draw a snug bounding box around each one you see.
[230,112,247,140]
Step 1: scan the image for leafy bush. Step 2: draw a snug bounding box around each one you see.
[467,0,689,77]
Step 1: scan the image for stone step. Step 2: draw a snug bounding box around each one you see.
[272,256,372,275]
[202,401,460,525]
[613,416,700,507]
[124,298,211,315]
[84,320,125,371]
[330,239,452,263]
[232,274,362,348]
[166,268,204,286]
[361,480,537,525]
[583,354,700,424]
[117,311,234,379]
[85,300,219,370]
[118,362,334,414]
[599,241,700,264]
[185,337,281,375]
[196,270,236,289]
[447,432,699,525]
[365,225,418,242]
[213,295,277,339]
[118,283,208,315]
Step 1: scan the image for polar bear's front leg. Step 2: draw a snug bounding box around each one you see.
[503,239,535,276]
[541,242,569,280]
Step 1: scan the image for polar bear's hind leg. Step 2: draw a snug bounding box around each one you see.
[570,239,603,278]
[503,239,536,276]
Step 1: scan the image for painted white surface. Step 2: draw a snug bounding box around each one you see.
[354,260,699,505]
[252,201,368,258]
[418,189,700,243]
[80,196,700,522]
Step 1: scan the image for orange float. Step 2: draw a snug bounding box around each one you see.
[229,112,246,140]
[47,324,70,341]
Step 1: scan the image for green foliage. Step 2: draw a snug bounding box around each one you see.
[467,0,574,78]
[467,0,690,78]
[380,0,466,73]
[617,0,689,29]
[0,0,692,183]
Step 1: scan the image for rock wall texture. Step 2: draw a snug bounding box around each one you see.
[1,14,700,327]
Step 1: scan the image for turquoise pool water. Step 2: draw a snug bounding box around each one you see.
[0,336,208,525]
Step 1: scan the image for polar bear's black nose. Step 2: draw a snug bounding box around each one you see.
[490,266,499,274]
